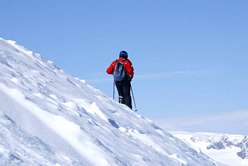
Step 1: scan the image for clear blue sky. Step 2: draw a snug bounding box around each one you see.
[1,0,248,133]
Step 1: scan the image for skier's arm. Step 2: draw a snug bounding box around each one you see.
[125,61,134,78]
[106,61,116,75]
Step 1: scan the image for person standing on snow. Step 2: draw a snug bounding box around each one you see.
[106,51,134,109]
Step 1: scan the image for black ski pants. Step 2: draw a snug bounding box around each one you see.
[115,81,132,109]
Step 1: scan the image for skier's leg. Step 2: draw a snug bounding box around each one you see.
[115,82,124,104]
[123,81,132,109]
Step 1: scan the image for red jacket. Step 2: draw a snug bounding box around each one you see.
[107,57,134,77]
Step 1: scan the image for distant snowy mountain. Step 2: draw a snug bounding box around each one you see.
[0,37,221,166]
[173,131,248,166]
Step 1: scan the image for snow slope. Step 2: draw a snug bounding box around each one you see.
[173,131,248,166]
[0,38,220,166]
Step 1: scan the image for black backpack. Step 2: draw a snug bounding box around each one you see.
[113,61,127,82]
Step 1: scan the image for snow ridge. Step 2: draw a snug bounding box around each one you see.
[0,38,219,166]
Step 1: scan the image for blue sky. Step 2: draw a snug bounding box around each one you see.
[1,0,248,134]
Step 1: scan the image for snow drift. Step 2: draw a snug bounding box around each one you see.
[0,38,220,166]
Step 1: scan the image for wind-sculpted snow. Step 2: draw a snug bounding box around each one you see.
[0,38,219,166]
[0,111,84,166]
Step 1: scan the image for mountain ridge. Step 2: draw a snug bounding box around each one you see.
[173,131,248,166]
[0,37,219,166]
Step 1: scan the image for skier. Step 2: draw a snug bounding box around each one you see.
[106,51,134,109]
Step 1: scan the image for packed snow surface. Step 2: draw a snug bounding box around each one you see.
[0,38,220,165]
[173,131,248,166]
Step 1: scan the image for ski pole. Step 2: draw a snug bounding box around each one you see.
[130,85,138,112]
[113,81,115,100]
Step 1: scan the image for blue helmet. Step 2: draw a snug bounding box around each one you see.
[119,51,128,59]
